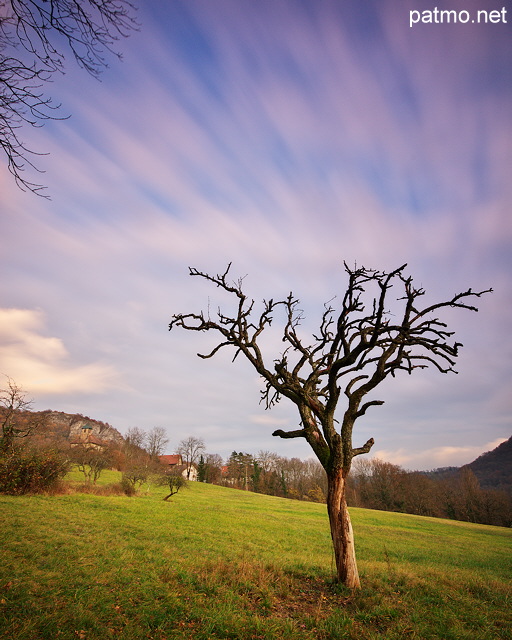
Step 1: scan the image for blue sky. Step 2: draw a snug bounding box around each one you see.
[1,0,511,469]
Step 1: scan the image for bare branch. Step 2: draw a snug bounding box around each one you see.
[0,375,47,451]
[272,428,307,439]
[352,438,375,457]
[0,0,138,194]
[355,400,384,419]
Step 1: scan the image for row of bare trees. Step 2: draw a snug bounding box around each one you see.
[193,447,511,527]
[3,374,509,526]
[347,458,512,527]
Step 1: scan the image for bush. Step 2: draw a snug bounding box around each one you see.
[120,477,137,496]
[307,485,326,503]
[0,449,70,495]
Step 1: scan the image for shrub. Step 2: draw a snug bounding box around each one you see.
[307,485,326,503]
[0,449,70,495]
[120,477,137,496]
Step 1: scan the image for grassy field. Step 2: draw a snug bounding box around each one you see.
[0,478,511,640]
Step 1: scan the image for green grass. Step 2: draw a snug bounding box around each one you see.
[0,481,511,639]
[65,467,125,486]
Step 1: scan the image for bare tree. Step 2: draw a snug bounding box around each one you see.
[121,454,161,493]
[169,262,491,588]
[70,445,113,484]
[176,436,205,479]
[0,0,137,195]
[0,376,48,452]
[351,458,407,512]
[256,450,280,473]
[124,426,146,450]
[146,426,169,459]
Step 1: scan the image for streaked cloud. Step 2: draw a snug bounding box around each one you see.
[0,0,510,466]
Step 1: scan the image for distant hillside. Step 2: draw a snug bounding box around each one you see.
[464,436,512,495]
[422,437,512,497]
[0,408,124,448]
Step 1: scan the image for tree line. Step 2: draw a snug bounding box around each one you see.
[192,447,511,528]
[347,458,512,528]
[196,449,328,503]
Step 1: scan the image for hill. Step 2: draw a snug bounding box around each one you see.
[425,436,512,496]
[0,482,511,640]
[465,435,512,495]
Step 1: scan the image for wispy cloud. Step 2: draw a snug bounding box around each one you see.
[0,309,118,394]
[373,438,508,471]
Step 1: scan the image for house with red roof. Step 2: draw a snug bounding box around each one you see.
[158,454,197,481]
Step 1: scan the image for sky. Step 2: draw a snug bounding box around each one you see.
[1,0,511,470]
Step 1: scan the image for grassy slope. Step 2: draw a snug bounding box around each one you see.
[0,481,511,640]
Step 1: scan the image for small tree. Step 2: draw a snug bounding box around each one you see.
[122,464,149,491]
[71,445,113,484]
[197,455,207,482]
[0,376,48,452]
[122,453,161,492]
[158,472,187,501]
[203,453,223,484]
[169,262,491,588]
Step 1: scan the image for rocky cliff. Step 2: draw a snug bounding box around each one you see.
[0,408,125,447]
[48,411,124,444]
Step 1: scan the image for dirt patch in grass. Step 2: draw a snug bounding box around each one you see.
[268,574,353,620]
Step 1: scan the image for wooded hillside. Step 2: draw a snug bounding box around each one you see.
[466,436,512,495]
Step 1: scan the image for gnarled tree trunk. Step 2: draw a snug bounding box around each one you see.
[327,470,360,588]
